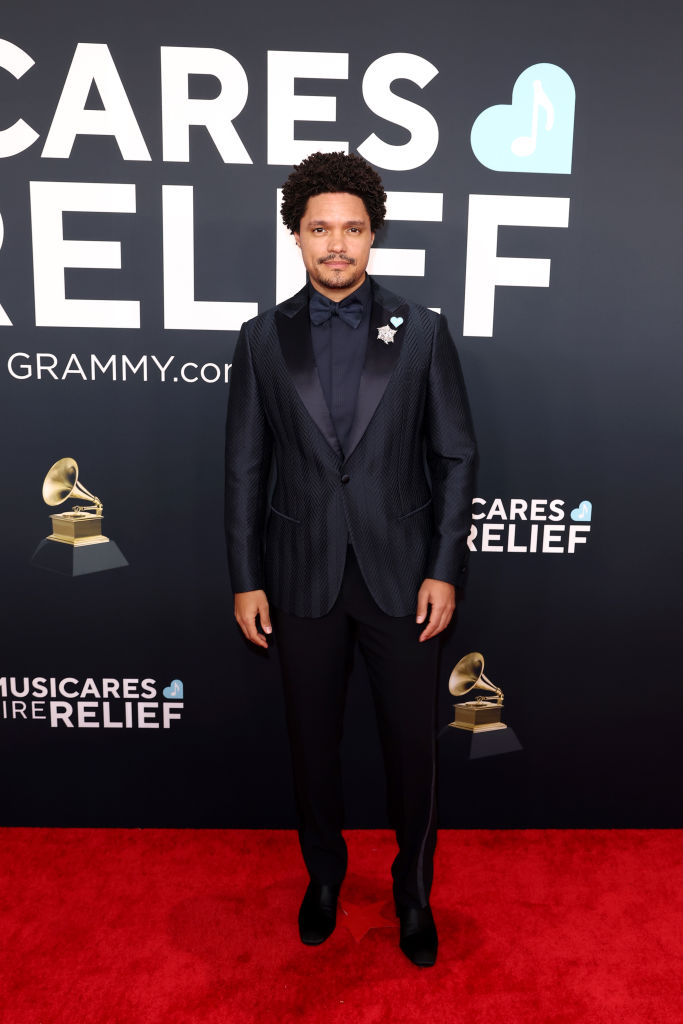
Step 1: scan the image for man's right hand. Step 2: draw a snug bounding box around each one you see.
[234,590,272,649]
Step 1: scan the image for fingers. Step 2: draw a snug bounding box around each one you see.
[241,615,268,648]
[259,601,272,635]
[418,590,456,642]
[419,608,452,641]
[419,605,452,642]
[416,586,429,624]
[234,591,271,649]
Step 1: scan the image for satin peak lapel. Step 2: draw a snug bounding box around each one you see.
[343,297,408,461]
[275,301,343,460]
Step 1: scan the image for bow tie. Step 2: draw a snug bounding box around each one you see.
[309,290,364,328]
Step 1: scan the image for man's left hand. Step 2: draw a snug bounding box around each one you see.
[416,579,456,642]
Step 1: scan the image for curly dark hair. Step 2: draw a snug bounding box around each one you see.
[280,151,387,234]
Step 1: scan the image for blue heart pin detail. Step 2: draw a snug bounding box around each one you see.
[163,679,184,699]
[390,316,403,328]
[570,500,592,523]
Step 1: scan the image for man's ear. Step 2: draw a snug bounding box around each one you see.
[293,231,301,248]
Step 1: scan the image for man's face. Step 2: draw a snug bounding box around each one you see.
[294,192,375,300]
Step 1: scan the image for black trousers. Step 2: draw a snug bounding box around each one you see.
[271,546,439,910]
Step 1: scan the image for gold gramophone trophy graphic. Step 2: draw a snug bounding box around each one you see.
[448,652,522,758]
[31,458,128,576]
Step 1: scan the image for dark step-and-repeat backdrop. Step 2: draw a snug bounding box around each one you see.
[1,1,680,827]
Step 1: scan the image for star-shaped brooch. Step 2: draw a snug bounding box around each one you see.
[377,316,404,345]
[377,324,397,344]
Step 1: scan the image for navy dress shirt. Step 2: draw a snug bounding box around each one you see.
[308,276,372,457]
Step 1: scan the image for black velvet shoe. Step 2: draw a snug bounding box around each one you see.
[298,882,341,945]
[396,905,438,966]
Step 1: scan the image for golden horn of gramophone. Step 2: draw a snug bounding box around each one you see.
[42,457,102,512]
[448,652,503,703]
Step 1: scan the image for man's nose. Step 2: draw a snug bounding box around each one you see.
[327,232,345,251]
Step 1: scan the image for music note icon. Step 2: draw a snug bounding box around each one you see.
[511,79,555,158]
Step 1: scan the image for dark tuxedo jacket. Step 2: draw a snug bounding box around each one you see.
[225,276,476,618]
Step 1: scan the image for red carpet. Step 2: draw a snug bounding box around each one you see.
[0,829,680,1024]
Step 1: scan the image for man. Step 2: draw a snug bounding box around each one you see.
[225,152,476,967]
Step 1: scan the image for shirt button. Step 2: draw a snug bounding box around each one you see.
[341,473,350,484]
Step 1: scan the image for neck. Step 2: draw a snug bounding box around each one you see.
[309,273,367,302]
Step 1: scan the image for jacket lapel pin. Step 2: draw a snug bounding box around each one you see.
[377,316,403,344]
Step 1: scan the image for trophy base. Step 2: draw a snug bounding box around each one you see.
[48,511,106,545]
[447,723,522,759]
[31,537,128,576]
[46,533,109,547]
[451,700,505,732]
[450,720,508,733]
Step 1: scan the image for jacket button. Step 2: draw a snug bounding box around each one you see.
[341,473,350,484]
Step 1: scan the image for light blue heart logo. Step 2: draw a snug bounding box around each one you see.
[163,679,183,699]
[471,63,575,174]
[570,500,592,523]
[390,316,403,328]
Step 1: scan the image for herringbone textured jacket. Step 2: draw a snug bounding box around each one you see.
[225,278,476,618]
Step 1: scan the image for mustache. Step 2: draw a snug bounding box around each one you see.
[318,256,356,265]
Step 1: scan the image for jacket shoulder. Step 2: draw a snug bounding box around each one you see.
[239,283,308,337]
[370,279,440,330]
[240,305,277,334]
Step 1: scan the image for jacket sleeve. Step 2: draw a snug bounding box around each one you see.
[424,313,477,587]
[224,322,273,593]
